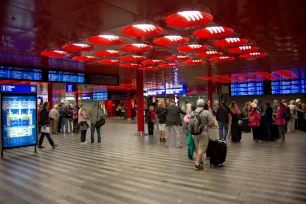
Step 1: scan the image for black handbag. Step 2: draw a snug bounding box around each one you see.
[95,117,105,128]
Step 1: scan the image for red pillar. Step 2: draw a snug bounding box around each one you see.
[48,82,53,110]
[127,91,132,120]
[136,70,144,133]
[208,62,213,110]
[75,84,78,106]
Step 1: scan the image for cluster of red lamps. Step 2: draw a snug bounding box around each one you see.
[41,10,268,70]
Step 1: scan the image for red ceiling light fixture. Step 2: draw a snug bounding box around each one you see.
[210,56,235,62]
[41,50,68,57]
[95,50,123,57]
[99,60,121,65]
[88,35,124,45]
[159,63,179,68]
[239,52,267,59]
[120,63,141,69]
[142,59,164,65]
[138,66,158,71]
[61,43,94,52]
[72,56,98,62]
[196,51,223,58]
[120,55,146,62]
[177,44,208,52]
[228,46,259,54]
[183,60,206,65]
[122,24,163,37]
[165,11,213,28]
[121,43,153,53]
[153,36,189,46]
[213,38,248,47]
[166,55,191,61]
[193,26,234,39]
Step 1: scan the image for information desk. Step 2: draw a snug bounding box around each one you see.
[0,84,37,158]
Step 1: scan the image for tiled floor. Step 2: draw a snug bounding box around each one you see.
[1,120,306,204]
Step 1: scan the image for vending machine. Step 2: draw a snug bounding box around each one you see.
[0,84,37,158]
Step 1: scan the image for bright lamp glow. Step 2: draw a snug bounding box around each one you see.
[178,11,203,21]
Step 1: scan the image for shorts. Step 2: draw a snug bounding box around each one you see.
[159,124,166,131]
[193,131,209,154]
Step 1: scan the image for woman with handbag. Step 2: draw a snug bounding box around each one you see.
[78,104,89,144]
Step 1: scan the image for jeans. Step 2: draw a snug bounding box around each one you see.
[39,133,54,146]
[61,118,68,133]
[166,125,182,147]
[81,130,87,142]
[148,122,154,135]
[91,124,101,143]
[68,118,73,132]
[278,125,285,140]
[218,122,228,141]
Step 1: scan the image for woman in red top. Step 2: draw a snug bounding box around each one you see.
[147,106,156,135]
[275,102,286,141]
[248,106,261,141]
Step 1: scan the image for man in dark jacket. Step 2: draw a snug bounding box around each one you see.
[59,104,69,133]
[157,102,167,142]
[264,103,273,141]
[216,100,229,141]
[165,100,185,147]
[38,102,58,149]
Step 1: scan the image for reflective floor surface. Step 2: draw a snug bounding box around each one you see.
[1,120,306,204]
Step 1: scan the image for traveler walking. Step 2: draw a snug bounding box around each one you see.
[157,102,167,141]
[59,104,69,133]
[264,103,273,141]
[276,102,287,142]
[288,100,304,132]
[248,105,261,141]
[49,104,60,134]
[38,102,58,149]
[216,100,229,141]
[78,104,89,144]
[228,101,241,142]
[90,102,103,143]
[147,106,156,135]
[165,100,185,148]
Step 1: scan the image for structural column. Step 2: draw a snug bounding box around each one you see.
[127,91,132,120]
[208,62,213,110]
[136,70,144,134]
[48,82,53,110]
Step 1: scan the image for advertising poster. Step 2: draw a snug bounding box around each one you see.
[1,95,37,149]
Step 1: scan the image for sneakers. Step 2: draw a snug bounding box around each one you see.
[81,141,87,145]
[52,144,58,149]
[193,164,204,171]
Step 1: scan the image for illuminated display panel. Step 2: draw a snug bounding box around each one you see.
[271,79,306,94]
[231,82,264,96]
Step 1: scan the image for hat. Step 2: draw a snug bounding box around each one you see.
[196,99,205,107]
[296,99,301,103]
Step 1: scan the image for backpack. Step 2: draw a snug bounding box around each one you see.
[189,110,205,135]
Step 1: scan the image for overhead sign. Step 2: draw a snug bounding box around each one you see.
[0,85,37,93]
[82,94,91,100]
[66,84,76,92]
[145,85,187,96]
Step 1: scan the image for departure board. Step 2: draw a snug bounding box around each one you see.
[231,82,264,96]
[48,70,84,83]
[0,65,42,81]
[93,92,108,101]
[271,80,306,94]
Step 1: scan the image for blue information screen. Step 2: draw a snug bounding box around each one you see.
[48,70,85,83]
[271,79,306,94]
[82,94,91,100]
[1,95,37,149]
[231,82,264,96]
[66,84,76,92]
[93,92,108,101]
[0,65,42,81]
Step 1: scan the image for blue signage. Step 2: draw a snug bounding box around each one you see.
[272,79,306,94]
[66,84,76,92]
[48,70,85,83]
[145,85,187,96]
[0,85,37,94]
[231,82,264,96]
[1,95,37,149]
[82,94,91,100]
[93,92,108,101]
[0,65,42,81]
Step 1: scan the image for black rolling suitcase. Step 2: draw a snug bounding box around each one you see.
[231,123,242,142]
[208,140,227,167]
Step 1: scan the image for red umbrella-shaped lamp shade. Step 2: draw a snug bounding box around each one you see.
[121,43,153,53]
[120,55,146,62]
[72,56,98,62]
[88,35,124,45]
[196,51,223,58]
[177,44,208,52]
[159,63,179,68]
[99,60,121,65]
[61,43,94,52]
[210,56,235,62]
[165,11,213,28]
[166,55,191,61]
[239,52,267,59]
[183,60,206,65]
[138,66,158,71]
[213,38,248,47]
[228,46,259,54]
[120,63,141,69]
[122,24,163,37]
[153,36,189,46]
[41,50,68,57]
[95,50,123,57]
[142,60,164,65]
[193,26,234,39]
